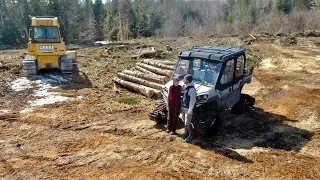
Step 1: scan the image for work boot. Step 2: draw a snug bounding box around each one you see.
[170,131,177,135]
[185,135,194,143]
[180,127,189,138]
[185,125,194,143]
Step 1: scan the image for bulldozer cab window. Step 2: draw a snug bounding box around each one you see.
[34,27,46,39]
[46,27,58,39]
[33,27,60,42]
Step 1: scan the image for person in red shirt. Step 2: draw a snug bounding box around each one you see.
[167,78,182,135]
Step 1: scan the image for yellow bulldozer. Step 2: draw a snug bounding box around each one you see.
[23,16,76,75]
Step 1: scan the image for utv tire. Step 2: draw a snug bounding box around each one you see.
[232,94,255,114]
[149,100,168,124]
[195,115,222,138]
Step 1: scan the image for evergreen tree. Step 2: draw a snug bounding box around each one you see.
[1,0,320,45]
[94,0,106,40]
[134,0,151,37]
[17,0,31,41]
[277,0,293,14]
[292,0,312,10]
[117,0,135,40]
[223,0,236,23]
[249,0,258,24]
[264,0,273,14]
[29,0,47,16]
[47,0,61,17]
[105,0,119,41]
[79,0,96,43]
[0,19,22,45]
[149,10,162,35]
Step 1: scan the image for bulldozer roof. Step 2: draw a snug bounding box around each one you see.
[34,16,56,19]
[179,46,245,62]
[31,16,59,27]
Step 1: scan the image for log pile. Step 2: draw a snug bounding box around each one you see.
[113,59,176,98]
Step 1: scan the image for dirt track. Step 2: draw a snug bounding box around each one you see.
[0,37,320,179]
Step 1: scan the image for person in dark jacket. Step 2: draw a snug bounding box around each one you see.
[167,78,182,135]
[181,74,197,142]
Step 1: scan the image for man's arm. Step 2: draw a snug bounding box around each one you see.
[188,88,196,114]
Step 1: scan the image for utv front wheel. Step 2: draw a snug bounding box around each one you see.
[196,115,222,138]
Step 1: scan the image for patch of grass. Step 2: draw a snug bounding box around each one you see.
[103,82,114,88]
[119,97,139,105]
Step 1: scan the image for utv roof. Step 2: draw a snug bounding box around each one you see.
[179,46,245,62]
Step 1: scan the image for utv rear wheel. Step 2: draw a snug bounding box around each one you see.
[149,100,167,124]
[232,94,255,114]
[195,115,222,138]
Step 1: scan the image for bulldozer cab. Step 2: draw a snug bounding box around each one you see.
[29,16,62,43]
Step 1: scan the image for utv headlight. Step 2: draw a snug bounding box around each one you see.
[197,95,208,101]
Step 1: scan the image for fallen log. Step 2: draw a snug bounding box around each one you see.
[152,60,177,66]
[117,73,164,90]
[142,59,175,70]
[136,63,172,77]
[135,65,156,75]
[122,70,169,84]
[249,34,257,40]
[113,78,160,98]
[138,49,157,58]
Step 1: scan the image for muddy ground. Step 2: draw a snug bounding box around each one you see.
[0,36,320,179]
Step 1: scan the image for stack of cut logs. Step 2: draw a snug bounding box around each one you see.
[113,59,176,98]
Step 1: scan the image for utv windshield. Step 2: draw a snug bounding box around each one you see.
[32,26,60,43]
[173,57,222,86]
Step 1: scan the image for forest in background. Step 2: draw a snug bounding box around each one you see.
[0,0,320,46]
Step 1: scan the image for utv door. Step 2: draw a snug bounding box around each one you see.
[219,59,236,109]
[232,54,246,105]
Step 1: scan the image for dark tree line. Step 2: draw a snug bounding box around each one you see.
[0,0,320,46]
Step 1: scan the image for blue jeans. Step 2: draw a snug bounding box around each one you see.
[183,109,192,126]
